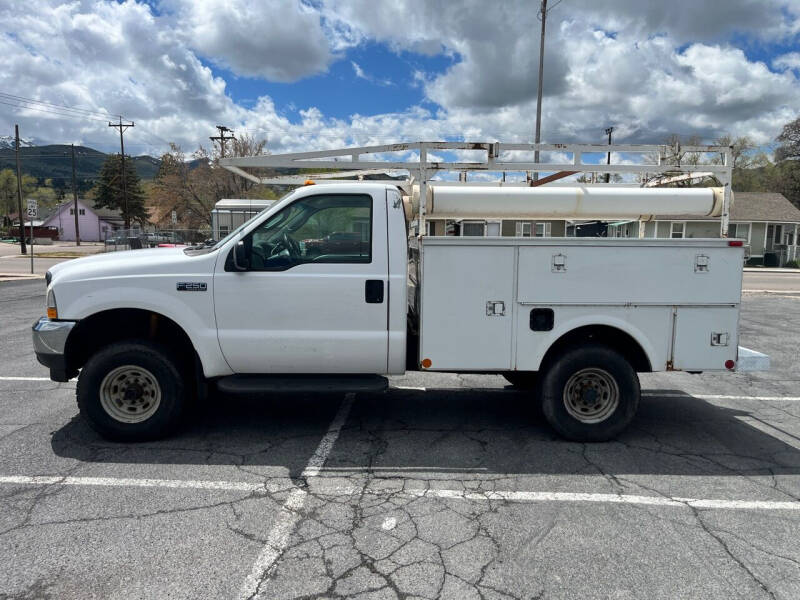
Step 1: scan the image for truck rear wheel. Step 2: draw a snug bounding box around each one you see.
[77,340,186,441]
[540,345,639,442]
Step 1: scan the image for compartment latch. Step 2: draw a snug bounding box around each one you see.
[552,253,567,273]
[486,301,506,317]
[711,332,729,346]
[695,254,710,273]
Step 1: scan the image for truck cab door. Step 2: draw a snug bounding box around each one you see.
[213,191,389,374]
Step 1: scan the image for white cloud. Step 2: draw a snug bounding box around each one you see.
[351,61,367,80]
[350,60,392,86]
[165,0,335,82]
[0,0,798,163]
[774,51,800,71]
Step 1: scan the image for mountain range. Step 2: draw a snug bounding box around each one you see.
[0,143,197,190]
[0,135,36,150]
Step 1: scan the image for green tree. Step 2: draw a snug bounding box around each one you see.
[94,154,148,227]
[776,116,800,162]
[148,135,277,231]
[0,168,36,223]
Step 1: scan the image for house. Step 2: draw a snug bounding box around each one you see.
[607,192,800,266]
[39,199,125,242]
[425,218,568,238]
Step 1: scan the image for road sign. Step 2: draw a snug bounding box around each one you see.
[26,199,38,219]
[171,210,177,225]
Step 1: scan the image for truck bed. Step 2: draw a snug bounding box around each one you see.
[418,237,744,373]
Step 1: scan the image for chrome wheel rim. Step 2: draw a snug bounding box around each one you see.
[563,367,619,424]
[99,365,162,424]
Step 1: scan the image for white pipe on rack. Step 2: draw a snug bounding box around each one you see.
[414,185,729,220]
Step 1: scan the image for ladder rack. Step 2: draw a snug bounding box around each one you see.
[219,141,734,236]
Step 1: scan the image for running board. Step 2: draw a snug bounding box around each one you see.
[215,374,388,395]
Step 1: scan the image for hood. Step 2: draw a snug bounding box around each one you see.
[48,248,205,284]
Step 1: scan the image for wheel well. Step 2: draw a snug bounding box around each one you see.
[539,325,652,373]
[65,309,199,376]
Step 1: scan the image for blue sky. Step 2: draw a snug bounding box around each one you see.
[213,43,456,122]
[0,0,798,157]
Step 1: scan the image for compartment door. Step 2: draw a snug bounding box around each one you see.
[420,245,515,370]
[672,307,738,371]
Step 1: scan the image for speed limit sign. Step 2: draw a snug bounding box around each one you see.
[26,198,38,219]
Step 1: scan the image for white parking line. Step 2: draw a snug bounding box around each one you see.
[2,473,799,513]
[403,489,800,511]
[391,387,800,402]
[238,392,355,600]
[0,376,58,382]
[0,475,281,493]
[643,392,800,402]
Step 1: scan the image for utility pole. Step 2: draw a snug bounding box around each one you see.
[533,0,547,182]
[605,126,614,183]
[210,125,235,158]
[71,144,80,246]
[14,124,26,255]
[109,117,134,229]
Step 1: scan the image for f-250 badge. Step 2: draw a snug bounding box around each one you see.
[176,282,207,292]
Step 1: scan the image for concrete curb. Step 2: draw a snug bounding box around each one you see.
[0,274,45,283]
[742,289,800,296]
[743,268,800,273]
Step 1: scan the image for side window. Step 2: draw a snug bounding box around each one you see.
[238,194,372,271]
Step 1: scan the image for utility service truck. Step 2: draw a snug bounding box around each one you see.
[32,142,768,442]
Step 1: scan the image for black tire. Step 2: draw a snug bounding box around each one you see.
[76,340,186,441]
[502,371,539,389]
[540,344,639,442]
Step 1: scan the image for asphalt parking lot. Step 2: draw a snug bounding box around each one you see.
[1,280,800,599]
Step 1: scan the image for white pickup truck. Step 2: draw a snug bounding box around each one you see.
[32,177,768,443]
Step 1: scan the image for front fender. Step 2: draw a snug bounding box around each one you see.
[57,275,232,378]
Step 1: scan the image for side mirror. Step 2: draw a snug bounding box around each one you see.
[232,240,250,271]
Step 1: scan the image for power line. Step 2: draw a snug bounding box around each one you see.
[0,99,111,123]
[0,95,117,121]
[0,91,121,120]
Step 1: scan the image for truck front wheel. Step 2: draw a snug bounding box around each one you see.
[77,340,186,441]
[540,345,639,442]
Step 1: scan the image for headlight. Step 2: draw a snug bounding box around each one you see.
[46,288,58,320]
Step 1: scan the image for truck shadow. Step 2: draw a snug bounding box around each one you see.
[50,388,800,478]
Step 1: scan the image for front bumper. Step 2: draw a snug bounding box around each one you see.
[32,317,78,382]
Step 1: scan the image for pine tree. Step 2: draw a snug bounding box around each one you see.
[94,154,148,227]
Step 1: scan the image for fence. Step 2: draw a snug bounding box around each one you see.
[103,228,212,251]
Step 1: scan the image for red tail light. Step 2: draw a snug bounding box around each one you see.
[725,360,735,370]
[728,240,743,247]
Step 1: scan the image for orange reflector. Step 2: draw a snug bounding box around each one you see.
[47,307,58,319]
[304,179,316,185]
[728,240,743,247]
[421,358,432,369]
[725,359,735,370]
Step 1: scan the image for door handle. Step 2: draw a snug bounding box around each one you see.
[365,280,384,303]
